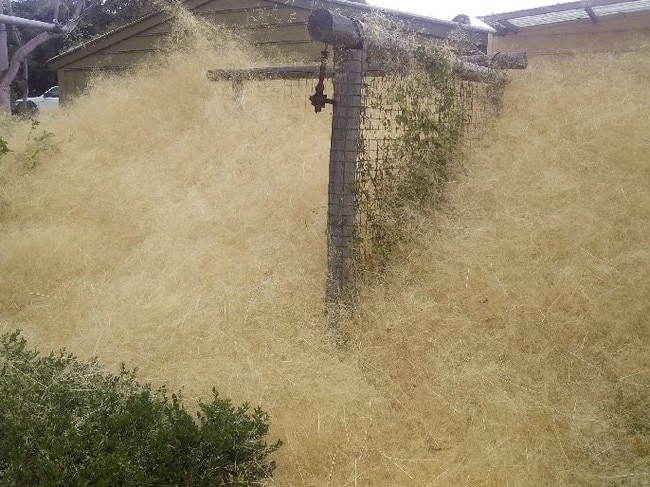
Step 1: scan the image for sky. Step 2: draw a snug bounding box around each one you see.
[368,0,552,22]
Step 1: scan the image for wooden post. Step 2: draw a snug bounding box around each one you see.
[207,8,527,308]
[0,22,7,72]
[326,47,363,304]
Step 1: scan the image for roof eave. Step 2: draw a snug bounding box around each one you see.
[49,0,214,70]
[50,0,490,70]
[479,0,650,34]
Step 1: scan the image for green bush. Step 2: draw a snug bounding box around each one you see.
[0,136,10,157]
[0,330,281,486]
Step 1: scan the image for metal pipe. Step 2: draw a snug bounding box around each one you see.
[0,14,61,33]
[206,64,388,82]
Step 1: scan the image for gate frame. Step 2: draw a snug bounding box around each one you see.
[207,8,527,307]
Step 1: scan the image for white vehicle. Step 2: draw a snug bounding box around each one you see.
[13,86,59,115]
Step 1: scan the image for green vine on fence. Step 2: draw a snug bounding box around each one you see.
[354,41,501,276]
[392,45,466,206]
[0,120,56,169]
[0,136,10,157]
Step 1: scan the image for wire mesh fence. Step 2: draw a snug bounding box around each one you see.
[354,60,501,275]
[209,77,332,112]
[208,39,508,305]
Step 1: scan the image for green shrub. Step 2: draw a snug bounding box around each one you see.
[0,136,10,157]
[0,330,281,486]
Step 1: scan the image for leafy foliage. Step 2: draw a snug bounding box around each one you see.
[393,45,465,205]
[5,1,68,96]
[355,42,480,272]
[0,330,281,486]
[0,136,10,156]
[20,119,56,169]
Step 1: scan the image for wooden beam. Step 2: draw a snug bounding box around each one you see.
[207,63,390,82]
[307,7,495,77]
[270,0,491,42]
[499,19,520,34]
[453,60,507,83]
[208,65,331,81]
[207,60,508,84]
[490,23,510,36]
[584,5,599,23]
[460,52,528,69]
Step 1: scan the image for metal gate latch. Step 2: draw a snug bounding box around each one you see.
[310,48,334,113]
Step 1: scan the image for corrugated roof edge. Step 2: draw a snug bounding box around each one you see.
[49,0,491,69]
[479,0,650,34]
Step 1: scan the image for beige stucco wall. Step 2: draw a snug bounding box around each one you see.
[490,12,650,56]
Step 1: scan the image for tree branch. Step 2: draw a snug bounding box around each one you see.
[0,30,57,87]
[61,0,86,33]
[1,0,87,86]
[53,0,62,24]
[0,1,91,112]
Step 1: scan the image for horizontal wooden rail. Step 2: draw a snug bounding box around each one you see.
[207,61,514,84]
[208,65,331,81]
[459,52,528,69]
[207,64,387,82]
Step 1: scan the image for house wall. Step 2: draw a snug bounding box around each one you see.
[53,0,488,105]
[491,12,650,56]
[55,0,321,105]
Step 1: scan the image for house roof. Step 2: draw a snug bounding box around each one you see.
[50,0,490,70]
[479,0,650,35]
[49,0,212,69]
